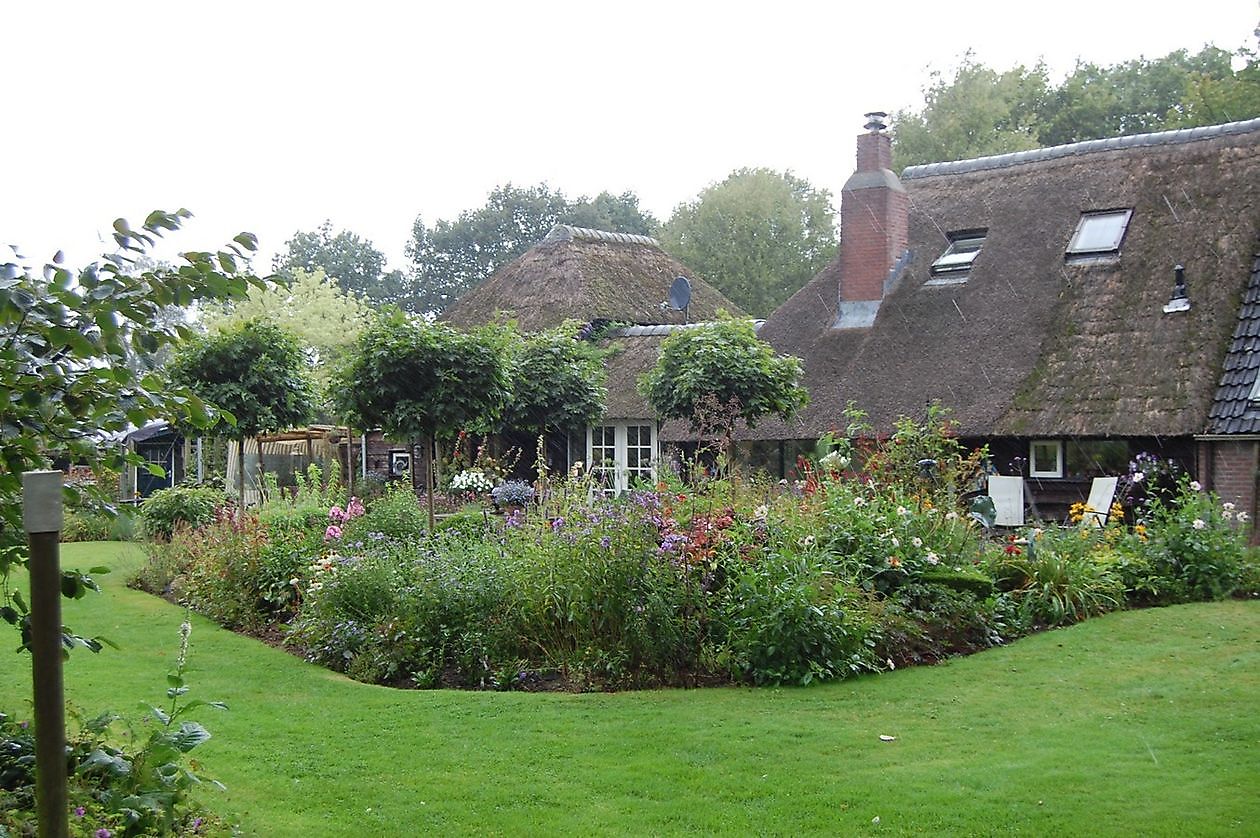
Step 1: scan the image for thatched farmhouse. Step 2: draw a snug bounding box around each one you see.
[750,114,1260,518]
[443,224,746,493]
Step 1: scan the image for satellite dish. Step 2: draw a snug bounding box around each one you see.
[668,275,692,316]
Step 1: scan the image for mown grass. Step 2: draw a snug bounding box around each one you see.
[1,542,1257,836]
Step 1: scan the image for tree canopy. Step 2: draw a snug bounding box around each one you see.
[406,185,659,315]
[169,319,316,499]
[201,268,371,406]
[333,314,513,527]
[639,318,808,442]
[0,210,265,647]
[274,220,412,309]
[659,168,836,318]
[893,40,1260,169]
[500,324,607,437]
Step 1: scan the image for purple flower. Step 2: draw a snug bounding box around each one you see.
[324,524,343,541]
[74,806,86,817]
[550,517,565,532]
[96,830,112,838]
[505,510,525,529]
[600,535,612,549]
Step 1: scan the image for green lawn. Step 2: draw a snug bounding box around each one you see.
[2,542,1257,836]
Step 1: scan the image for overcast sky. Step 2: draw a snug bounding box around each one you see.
[2,1,1256,273]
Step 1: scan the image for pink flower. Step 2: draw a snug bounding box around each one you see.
[328,505,346,523]
[325,524,343,541]
[346,497,365,519]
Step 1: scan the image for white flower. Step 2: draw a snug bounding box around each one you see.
[925,552,940,565]
[886,658,895,671]
[798,534,816,548]
[911,537,923,548]
[896,506,910,516]
[889,537,900,548]
[753,504,769,519]
[944,511,959,521]
[1190,480,1202,492]
[1238,511,1250,522]
[1192,518,1206,530]
[1133,471,1145,483]
[1223,502,1236,511]
[852,496,867,507]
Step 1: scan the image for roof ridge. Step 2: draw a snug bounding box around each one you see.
[541,224,661,247]
[902,116,1260,180]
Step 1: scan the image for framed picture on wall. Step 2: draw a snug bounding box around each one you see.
[390,451,412,478]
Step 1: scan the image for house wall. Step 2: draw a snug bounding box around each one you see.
[1202,439,1259,542]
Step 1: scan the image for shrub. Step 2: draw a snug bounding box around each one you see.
[491,479,535,508]
[989,532,1124,627]
[140,485,229,541]
[342,483,426,542]
[1134,475,1247,602]
[719,557,876,685]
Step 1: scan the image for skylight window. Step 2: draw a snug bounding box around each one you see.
[1066,209,1132,260]
[928,231,986,283]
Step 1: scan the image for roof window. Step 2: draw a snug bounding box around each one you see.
[1066,209,1132,261]
[927,231,986,285]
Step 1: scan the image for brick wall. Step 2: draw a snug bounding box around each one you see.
[1208,439,1259,542]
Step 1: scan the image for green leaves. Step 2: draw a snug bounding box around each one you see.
[639,317,807,434]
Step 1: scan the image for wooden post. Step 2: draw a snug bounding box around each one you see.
[23,470,67,838]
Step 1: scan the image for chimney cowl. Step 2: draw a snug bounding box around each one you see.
[864,112,889,133]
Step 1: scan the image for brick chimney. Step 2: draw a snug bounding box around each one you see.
[835,112,909,329]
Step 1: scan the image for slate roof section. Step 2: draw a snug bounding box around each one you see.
[1207,250,1260,434]
[755,119,1260,441]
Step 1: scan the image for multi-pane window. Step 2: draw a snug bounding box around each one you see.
[1066,209,1132,260]
[587,422,656,494]
[590,424,617,495]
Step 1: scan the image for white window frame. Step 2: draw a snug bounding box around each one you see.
[929,232,986,279]
[587,421,658,495]
[1066,209,1132,260]
[1029,439,1064,478]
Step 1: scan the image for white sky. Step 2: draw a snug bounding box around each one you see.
[2,1,1256,273]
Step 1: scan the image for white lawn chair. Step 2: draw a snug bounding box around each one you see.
[987,475,1025,527]
[1080,476,1119,527]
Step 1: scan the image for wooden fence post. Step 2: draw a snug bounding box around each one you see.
[23,470,67,838]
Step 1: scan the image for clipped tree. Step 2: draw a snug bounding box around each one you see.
[201,267,371,407]
[168,319,316,501]
[333,314,513,529]
[660,168,836,317]
[500,323,608,469]
[0,209,265,650]
[639,318,808,455]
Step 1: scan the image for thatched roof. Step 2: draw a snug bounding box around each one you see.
[756,117,1260,441]
[442,225,743,331]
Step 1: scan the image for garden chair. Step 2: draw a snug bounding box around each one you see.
[987,475,1025,527]
[1079,476,1119,527]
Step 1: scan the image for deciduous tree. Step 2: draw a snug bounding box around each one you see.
[0,209,265,648]
[639,318,807,453]
[275,221,411,309]
[333,314,513,528]
[659,169,836,318]
[169,319,316,501]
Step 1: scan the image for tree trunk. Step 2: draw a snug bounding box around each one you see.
[237,437,245,505]
[425,433,436,533]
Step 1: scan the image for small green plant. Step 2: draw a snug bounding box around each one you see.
[1135,475,1248,602]
[989,531,1123,627]
[140,485,229,541]
[0,617,228,836]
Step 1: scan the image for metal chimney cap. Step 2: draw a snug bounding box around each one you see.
[864,112,889,132]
